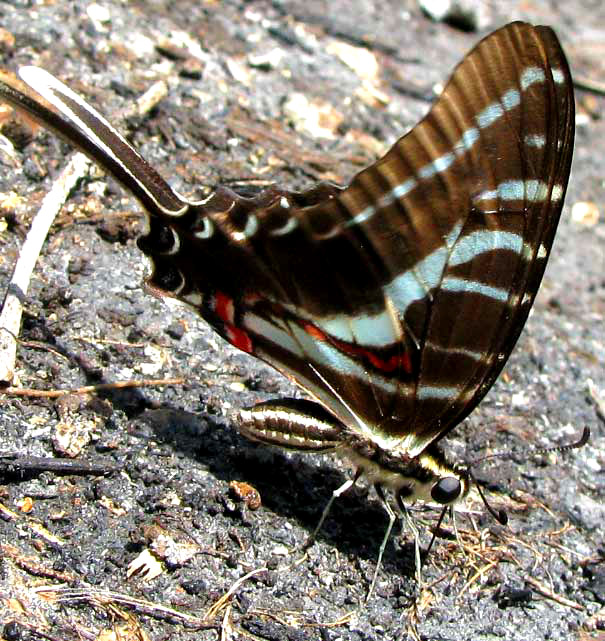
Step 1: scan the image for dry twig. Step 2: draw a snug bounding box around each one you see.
[574,74,605,96]
[1,543,76,582]
[205,567,268,620]
[525,576,585,611]
[1,377,184,398]
[33,585,216,629]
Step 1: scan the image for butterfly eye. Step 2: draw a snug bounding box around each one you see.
[431,477,462,504]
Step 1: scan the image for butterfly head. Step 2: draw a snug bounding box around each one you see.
[429,472,467,505]
[405,447,471,507]
[415,449,512,526]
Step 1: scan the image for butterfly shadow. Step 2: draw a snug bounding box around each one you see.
[207,426,425,584]
[121,384,423,584]
[12,312,421,585]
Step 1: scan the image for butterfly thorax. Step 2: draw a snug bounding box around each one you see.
[341,433,471,506]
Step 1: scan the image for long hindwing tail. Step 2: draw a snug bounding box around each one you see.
[0,68,186,216]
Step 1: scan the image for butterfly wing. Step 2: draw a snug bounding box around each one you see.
[391,22,575,453]
[164,22,573,457]
[0,23,574,458]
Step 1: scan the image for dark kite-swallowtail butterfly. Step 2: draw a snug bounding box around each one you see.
[0,21,580,591]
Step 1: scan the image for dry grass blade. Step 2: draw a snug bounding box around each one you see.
[33,585,217,628]
[525,576,585,611]
[205,566,267,620]
[0,153,91,385]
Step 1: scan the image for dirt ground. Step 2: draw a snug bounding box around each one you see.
[0,1,603,640]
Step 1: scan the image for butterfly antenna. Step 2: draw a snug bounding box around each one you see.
[468,426,590,467]
[532,426,590,455]
[469,471,508,525]
[467,427,589,526]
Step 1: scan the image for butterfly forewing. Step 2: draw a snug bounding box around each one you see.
[188,22,574,455]
[390,24,575,448]
[170,23,573,456]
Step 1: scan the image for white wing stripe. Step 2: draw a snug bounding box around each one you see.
[442,277,510,302]
[243,313,306,359]
[476,102,504,129]
[344,65,542,229]
[525,134,546,147]
[551,184,564,202]
[417,385,461,400]
[475,179,550,203]
[502,88,520,110]
[384,222,462,315]
[418,152,455,179]
[231,214,259,241]
[449,230,523,266]
[318,308,399,348]
[551,68,565,84]
[425,341,485,362]
[454,127,480,155]
[521,66,546,90]
[269,217,298,236]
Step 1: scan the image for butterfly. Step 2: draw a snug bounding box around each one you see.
[0,21,577,591]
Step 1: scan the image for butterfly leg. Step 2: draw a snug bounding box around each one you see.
[303,469,362,550]
[399,502,423,588]
[367,484,397,602]
[421,504,466,569]
[450,506,467,561]
[423,504,448,561]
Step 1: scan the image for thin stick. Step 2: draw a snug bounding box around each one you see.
[33,585,216,628]
[205,567,267,620]
[525,576,584,611]
[1,377,184,398]
[587,378,605,423]
[0,152,91,385]
[573,74,605,96]
[0,454,122,476]
[135,80,168,116]
[1,543,76,582]
[220,605,233,641]
[247,607,355,628]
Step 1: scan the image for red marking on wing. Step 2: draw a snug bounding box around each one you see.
[301,320,412,374]
[225,325,254,353]
[215,291,234,324]
[304,323,326,341]
[365,350,412,374]
[212,291,253,353]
